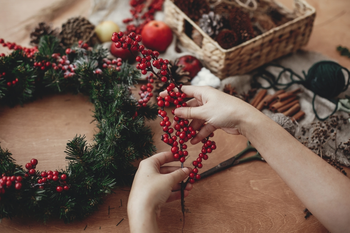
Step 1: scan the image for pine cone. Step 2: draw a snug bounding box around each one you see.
[229,8,255,43]
[216,29,239,49]
[154,61,191,96]
[174,0,210,21]
[30,22,60,46]
[251,13,276,34]
[214,2,236,19]
[59,17,99,48]
[199,11,224,38]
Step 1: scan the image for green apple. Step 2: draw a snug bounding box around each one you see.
[95,21,120,43]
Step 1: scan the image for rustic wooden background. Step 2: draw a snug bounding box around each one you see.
[0,0,350,232]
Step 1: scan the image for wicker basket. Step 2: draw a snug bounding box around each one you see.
[164,0,316,79]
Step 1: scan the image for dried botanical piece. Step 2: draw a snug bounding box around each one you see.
[296,114,350,166]
[199,11,225,38]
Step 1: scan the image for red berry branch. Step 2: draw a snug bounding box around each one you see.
[123,0,165,34]
[0,38,38,59]
[0,158,70,201]
[111,31,217,185]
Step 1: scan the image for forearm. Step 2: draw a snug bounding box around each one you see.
[128,204,159,233]
[241,111,350,232]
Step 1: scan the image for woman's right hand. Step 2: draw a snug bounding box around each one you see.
[161,85,263,144]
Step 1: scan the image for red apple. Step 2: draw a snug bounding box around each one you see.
[141,21,173,53]
[110,43,136,63]
[176,55,203,78]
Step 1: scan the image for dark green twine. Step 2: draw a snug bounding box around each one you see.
[253,61,350,120]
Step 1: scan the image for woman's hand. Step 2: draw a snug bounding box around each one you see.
[127,151,192,232]
[161,85,262,144]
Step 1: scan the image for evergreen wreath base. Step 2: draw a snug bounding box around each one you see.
[0,35,158,223]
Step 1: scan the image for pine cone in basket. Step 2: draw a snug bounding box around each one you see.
[251,13,276,34]
[216,29,239,49]
[59,17,99,47]
[30,22,60,46]
[229,8,255,43]
[214,2,236,19]
[199,11,225,38]
[174,0,210,22]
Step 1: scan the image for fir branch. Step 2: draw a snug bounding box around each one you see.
[37,35,61,56]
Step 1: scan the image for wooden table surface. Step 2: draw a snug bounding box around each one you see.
[0,0,350,232]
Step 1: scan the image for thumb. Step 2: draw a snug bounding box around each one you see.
[168,167,190,185]
[174,106,203,120]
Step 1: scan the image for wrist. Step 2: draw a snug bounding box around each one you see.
[128,202,159,233]
[239,107,270,139]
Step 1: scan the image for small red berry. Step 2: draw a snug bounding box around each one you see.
[52,175,59,181]
[56,186,63,193]
[157,100,164,107]
[189,172,195,179]
[60,174,67,181]
[15,183,22,190]
[25,163,33,170]
[31,159,38,166]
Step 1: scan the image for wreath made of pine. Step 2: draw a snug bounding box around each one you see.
[0,35,158,223]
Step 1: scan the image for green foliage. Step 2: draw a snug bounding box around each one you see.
[337,45,350,58]
[0,35,158,222]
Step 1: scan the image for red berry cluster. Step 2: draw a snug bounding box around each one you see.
[111,31,216,184]
[157,87,216,184]
[137,74,155,107]
[24,158,69,193]
[0,71,19,87]
[123,0,164,34]
[34,60,52,71]
[0,38,38,58]
[50,53,76,78]
[102,58,123,72]
[0,173,24,200]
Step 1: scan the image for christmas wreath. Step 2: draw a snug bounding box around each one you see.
[0,35,158,223]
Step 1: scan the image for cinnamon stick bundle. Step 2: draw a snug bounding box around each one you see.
[263,90,285,106]
[277,99,299,113]
[283,103,301,116]
[292,110,305,121]
[251,89,267,107]
[269,95,297,112]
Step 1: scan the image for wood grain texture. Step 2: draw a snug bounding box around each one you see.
[1,0,350,232]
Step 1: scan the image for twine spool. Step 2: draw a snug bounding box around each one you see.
[303,61,349,99]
